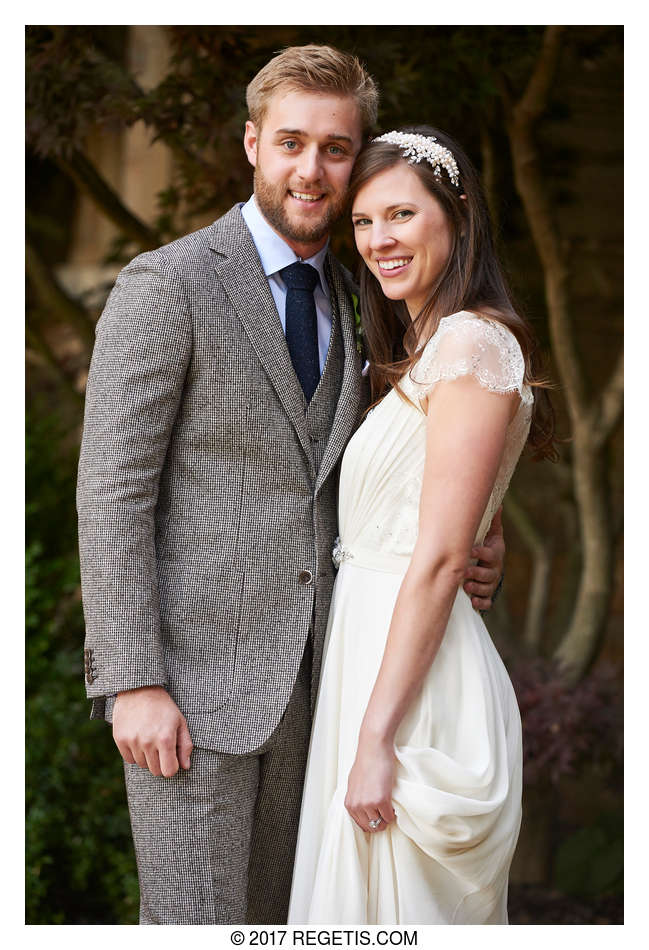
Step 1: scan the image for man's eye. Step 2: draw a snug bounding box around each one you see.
[283,140,298,150]
[328,145,344,155]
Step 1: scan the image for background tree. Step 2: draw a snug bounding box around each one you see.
[26,25,623,923]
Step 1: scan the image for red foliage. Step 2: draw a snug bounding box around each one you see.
[510,658,623,788]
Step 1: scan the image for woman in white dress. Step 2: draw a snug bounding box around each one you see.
[288,127,557,925]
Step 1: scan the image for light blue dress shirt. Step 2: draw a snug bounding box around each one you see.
[240,195,332,373]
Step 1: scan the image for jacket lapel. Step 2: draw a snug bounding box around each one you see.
[315,254,364,495]
[208,207,314,469]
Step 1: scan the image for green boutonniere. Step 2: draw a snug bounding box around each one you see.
[351,293,364,356]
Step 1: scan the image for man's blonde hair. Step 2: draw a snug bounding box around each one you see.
[246,44,379,135]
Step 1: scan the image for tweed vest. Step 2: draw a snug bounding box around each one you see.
[304,280,345,475]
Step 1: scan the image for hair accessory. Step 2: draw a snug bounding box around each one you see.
[372,131,460,187]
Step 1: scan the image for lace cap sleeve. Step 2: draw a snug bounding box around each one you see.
[407,312,529,402]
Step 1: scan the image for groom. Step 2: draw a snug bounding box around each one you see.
[77,44,505,925]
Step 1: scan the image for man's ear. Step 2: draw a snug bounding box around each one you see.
[243,120,259,168]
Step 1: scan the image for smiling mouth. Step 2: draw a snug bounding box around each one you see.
[377,257,412,276]
[289,190,326,204]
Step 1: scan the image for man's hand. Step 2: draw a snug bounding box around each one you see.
[113,686,193,778]
[463,506,505,611]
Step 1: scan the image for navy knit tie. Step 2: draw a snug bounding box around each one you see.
[280,262,321,403]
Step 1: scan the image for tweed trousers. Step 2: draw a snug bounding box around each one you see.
[124,639,312,925]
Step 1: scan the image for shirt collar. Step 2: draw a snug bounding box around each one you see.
[240,195,330,291]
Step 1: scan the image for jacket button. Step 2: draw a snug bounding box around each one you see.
[84,648,96,683]
[298,570,313,586]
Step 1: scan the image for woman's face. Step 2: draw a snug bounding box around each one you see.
[351,162,453,319]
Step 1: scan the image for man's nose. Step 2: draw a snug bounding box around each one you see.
[296,145,323,183]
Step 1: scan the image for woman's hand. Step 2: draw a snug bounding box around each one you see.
[344,735,397,833]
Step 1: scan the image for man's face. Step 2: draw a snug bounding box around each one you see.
[244,89,363,257]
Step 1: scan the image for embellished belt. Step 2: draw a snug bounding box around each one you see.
[332,536,411,576]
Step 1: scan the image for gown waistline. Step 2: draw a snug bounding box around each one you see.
[334,541,411,576]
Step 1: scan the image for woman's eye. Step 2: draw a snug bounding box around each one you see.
[353,218,371,227]
[394,209,413,220]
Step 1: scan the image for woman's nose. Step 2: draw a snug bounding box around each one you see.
[369,226,397,251]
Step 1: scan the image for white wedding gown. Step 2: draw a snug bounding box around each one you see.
[288,311,534,925]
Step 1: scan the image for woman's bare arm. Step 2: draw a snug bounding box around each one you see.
[344,374,519,833]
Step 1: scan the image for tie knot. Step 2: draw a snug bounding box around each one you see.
[280,261,319,293]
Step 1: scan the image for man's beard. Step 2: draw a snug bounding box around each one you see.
[253,164,347,246]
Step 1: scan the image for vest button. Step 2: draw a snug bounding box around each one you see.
[298,570,313,586]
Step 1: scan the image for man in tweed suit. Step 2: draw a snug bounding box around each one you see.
[77,45,505,925]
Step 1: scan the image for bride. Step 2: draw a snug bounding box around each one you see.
[287,127,556,925]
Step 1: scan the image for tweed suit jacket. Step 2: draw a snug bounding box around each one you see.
[77,204,367,754]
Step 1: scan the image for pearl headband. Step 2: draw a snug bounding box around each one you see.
[372,131,460,188]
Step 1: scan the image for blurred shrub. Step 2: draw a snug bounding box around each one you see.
[553,812,623,898]
[26,407,138,923]
[511,657,623,902]
[512,657,623,788]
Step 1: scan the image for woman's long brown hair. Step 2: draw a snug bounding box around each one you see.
[348,125,558,462]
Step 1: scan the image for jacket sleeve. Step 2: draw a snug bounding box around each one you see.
[76,250,192,699]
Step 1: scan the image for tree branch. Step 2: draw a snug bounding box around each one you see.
[504,492,552,650]
[112,51,219,177]
[26,239,97,348]
[26,322,84,407]
[505,27,588,420]
[503,25,619,682]
[55,149,159,250]
[592,348,624,449]
[515,26,566,125]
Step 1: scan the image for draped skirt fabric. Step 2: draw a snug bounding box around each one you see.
[288,557,522,925]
